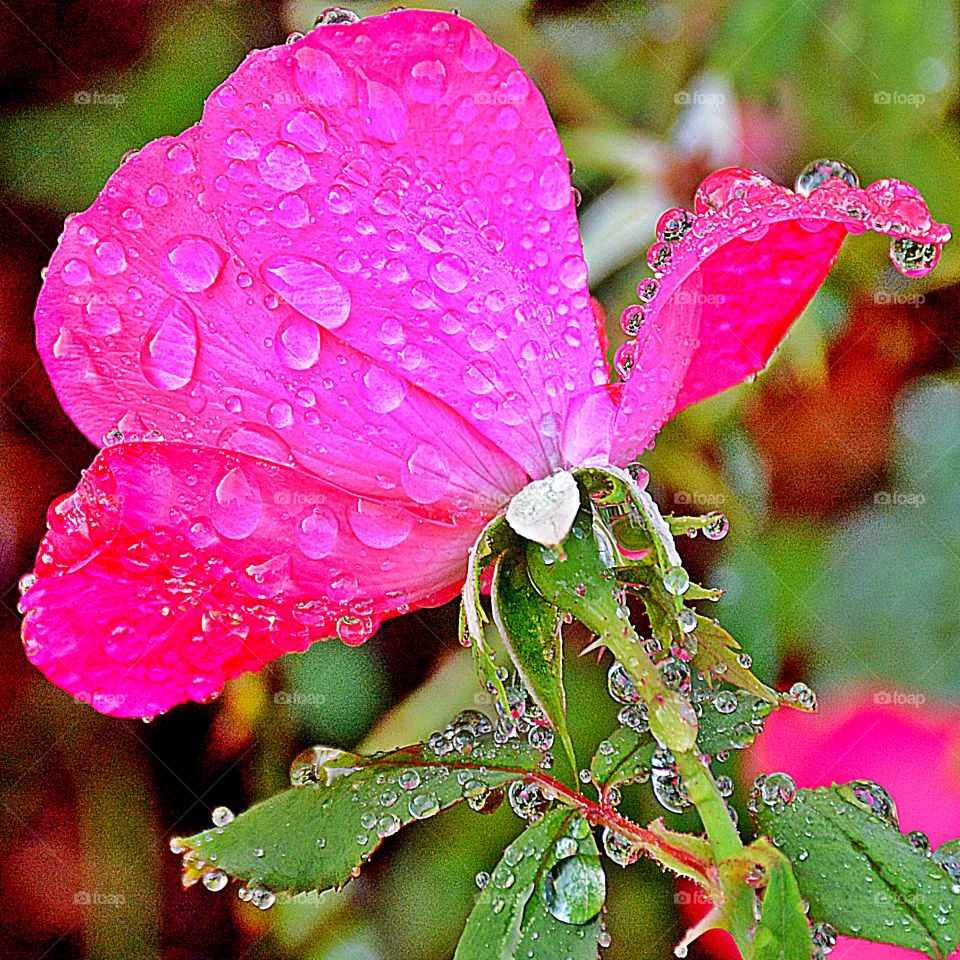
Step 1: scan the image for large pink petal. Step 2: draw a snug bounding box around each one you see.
[20,441,482,718]
[196,9,608,477]
[35,128,526,520]
[611,167,950,461]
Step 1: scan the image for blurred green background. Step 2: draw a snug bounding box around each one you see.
[0,0,958,958]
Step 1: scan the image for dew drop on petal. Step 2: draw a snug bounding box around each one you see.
[140,299,199,391]
[210,466,262,540]
[794,158,859,197]
[275,314,321,369]
[293,46,346,106]
[348,499,414,549]
[297,508,339,560]
[401,444,450,505]
[281,109,330,153]
[163,236,225,292]
[262,255,351,329]
[405,59,447,104]
[258,142,312,191]
[359,362,407,413]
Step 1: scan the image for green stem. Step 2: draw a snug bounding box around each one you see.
[602,625,744,864]
[673,750,743,860]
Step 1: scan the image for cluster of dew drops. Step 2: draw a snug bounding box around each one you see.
[614,157,947,382]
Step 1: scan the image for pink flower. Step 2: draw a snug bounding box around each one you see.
[20,10,949,718]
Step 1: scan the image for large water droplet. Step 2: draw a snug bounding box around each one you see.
[275,314,321,369]
[430,253,469,293]
[837,779,898,827]
[794,158,859,197]
[289,745,362,786]
[281,109,330,153]
[358,76,408,143]
[262,255,351,329]
[405,59,447,104]
[890,237,940,278]
[359,362,406,413]
[163,235,225,292]
[210,466,262,540]
[293,47,346,107]
[258,142,312,191]
[348,499,414,549]
[140,298,199,391]
[297,507,339,559]
[401,444,450,505]
[539,855,606,924]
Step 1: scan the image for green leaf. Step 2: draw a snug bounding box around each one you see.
[454,808,605,960]
[753,858,814,960]
[754,784,960,958]
[590,689,771,792]
[175,728,543,898]
[491,548,577,773]
[693,616,779,705]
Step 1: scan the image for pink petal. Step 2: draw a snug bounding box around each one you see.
[20,441,483,718]
[612,167,950,459]
[196,9,607,477]
[35,128,526,521]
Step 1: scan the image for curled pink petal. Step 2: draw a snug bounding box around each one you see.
[20,442,483,718]
[612,165,950,455]
[197,9,607,476]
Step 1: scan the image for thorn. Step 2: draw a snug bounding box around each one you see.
[580,636,608,658]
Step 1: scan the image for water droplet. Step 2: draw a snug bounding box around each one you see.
[838,779,898,828]
[539,855,606,924]
[430,253,469,293]
[348,498,414,549]
[140,298,199,391]
[289,745,361,787]
[754,772,796,813]
[275,314,321,369]
[408,792,440,819]
[210,466,262,540]
[258,141,312,191]
[359,362,406,412]
[296,507,339,559]
[211,805,234,827]
[663,566,690,596]
[794,158,859,197]
[405,59,447,104]
[203,870,228,892]
[281,109,330,153]
[607,661,640,704]
[401,444,450,505]
[890,237,940,278]
[262,255,351,330]
[602,827,639,867]
[163,235,224,292]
